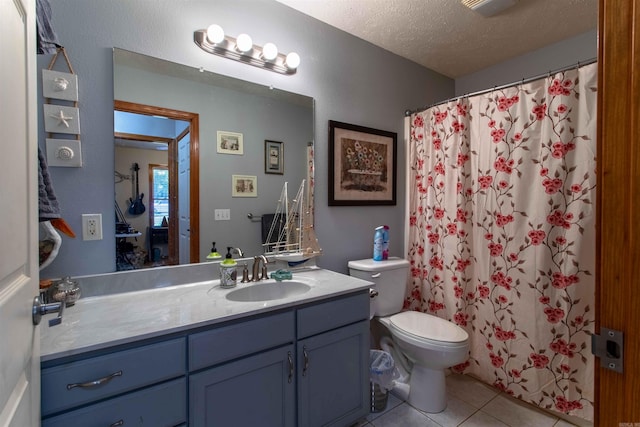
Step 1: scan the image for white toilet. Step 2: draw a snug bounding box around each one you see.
[348,257,469,413]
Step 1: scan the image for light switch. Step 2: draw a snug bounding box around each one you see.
[46,138,83,167]
[214,209,231,221]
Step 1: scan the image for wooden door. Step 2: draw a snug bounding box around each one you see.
[0,0,39,425]
[595,0,640,424]
[114,101,200,264]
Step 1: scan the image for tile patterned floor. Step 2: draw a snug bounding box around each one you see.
[354,374,592,427]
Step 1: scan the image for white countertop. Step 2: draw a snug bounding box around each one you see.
[40,267,372,363]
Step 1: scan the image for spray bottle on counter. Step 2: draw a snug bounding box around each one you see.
[382,225,389,260]
[373,226,385,261]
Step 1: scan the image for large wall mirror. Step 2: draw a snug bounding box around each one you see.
[113,48,314,271]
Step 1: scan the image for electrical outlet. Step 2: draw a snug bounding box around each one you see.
[214,209,231,221]
[82,214,103,240]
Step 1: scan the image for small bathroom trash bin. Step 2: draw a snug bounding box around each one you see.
[370,349,395,413]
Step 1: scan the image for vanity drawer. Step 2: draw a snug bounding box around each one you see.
[42,377,186,427]
[297,291,369,339]
[41,338,186,416]
[189,311,294,371]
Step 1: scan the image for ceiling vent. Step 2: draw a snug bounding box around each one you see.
[461,0,517,17]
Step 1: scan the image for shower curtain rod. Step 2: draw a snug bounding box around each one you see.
[404,57,598,116]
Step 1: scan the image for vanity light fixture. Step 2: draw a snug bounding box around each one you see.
[194,26,300,75]
[235,33,253,53]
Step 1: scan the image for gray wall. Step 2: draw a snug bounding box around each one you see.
[40,1,596,279]
[39,0,453,278]
[455,30,597,96]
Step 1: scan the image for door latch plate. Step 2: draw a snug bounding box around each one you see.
[591,327,623,373]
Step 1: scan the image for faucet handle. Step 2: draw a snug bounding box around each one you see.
[241,263,250,283]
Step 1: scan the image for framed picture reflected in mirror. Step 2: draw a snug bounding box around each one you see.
[265,140,283,174]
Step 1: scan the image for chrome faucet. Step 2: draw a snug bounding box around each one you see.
[232,247,244,257]
[251,255,269,281]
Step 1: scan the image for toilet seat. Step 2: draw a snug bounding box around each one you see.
[384,311,468,349]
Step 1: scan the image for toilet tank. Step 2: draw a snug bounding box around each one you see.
[348,257,410,317]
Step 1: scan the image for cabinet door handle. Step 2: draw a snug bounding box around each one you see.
[66,370,123,390]
[287,351,294,383]
[302,346,309,377]
[109,421,124,427]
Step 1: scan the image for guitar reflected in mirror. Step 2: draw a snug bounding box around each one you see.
[128,163,146,215]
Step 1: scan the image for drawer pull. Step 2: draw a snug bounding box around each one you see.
[302,346,309,376]
[66,370,123,390]
[287,351,294,383]
[109,421,124,427]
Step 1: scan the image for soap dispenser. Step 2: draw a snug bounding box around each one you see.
[219,247,238,288]
[206,242,222,260]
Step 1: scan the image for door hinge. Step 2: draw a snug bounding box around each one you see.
[591,327,623,373]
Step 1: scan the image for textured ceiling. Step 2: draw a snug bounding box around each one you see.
[275,0,598,78]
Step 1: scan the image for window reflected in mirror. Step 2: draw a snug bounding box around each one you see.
[149,164,169,227]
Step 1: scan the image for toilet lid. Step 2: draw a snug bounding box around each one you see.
[389,311,468,343]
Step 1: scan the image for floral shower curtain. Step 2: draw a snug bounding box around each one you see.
[406,63,597,421]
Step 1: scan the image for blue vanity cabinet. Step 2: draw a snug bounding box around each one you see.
[188,311,296,427]
[296,292,370,427]
[41,378,186,427]
[41,287,370,427]
[190,345,296,426]
[187,291,370,427]
[41,338,186,426]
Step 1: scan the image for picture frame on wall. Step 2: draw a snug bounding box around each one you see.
[264,140,284,174]
[232,175,258,197]
[328,120,397,206]
[217,131,243,155]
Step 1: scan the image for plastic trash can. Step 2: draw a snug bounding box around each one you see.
[370,349,395,413]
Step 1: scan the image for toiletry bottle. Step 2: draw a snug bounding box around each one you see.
[206,242,222,260]
[219,247,238,288]
[382,225,389,260]
[373,226,384,261]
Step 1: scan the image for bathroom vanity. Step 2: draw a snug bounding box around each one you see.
[39,267,371,427]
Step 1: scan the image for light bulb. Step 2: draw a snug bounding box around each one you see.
[236,33,253,53]
[206,24,225,44]
[261,43,278,61]
[285,52,300,70]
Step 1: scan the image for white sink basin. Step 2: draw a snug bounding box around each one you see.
[225,280,311,302]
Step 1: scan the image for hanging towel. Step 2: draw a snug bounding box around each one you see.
[261,214,276,244]
[38,147,60,221]
[36,0,61,54]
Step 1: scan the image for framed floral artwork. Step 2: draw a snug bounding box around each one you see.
[328,120,397,205]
